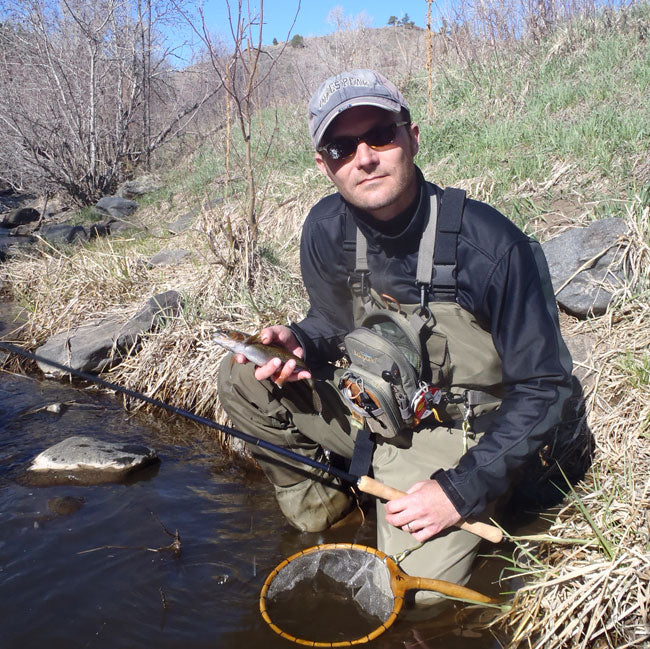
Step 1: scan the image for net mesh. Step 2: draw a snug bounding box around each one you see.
[266,547,395,621]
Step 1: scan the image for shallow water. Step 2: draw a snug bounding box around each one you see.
[0,367,512,649]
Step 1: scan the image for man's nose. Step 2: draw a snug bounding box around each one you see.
[353,141,379,167]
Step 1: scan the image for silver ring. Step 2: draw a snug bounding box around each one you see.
[406,522,412,533]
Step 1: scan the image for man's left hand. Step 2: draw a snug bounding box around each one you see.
[384,479,462,542]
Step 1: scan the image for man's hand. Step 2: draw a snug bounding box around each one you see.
[384,479,462,542]
[233,325,311,385]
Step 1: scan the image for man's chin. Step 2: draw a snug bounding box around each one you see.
[348,188,397,213]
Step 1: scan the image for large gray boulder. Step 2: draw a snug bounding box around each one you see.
[167,197,222,234]
[149,249,192,267]
[119,290,183,346]
[28,436,159,485]
[542,218,629,318]
[40,222,89,245]
[117,175,162,199]
[93,196,139,219]
[0,190,37,212]
[35,290,183,376]
[167,209,197,235]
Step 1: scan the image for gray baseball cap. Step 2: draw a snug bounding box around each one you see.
[308,69,409,149]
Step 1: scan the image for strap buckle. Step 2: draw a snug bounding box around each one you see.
[348,270,370,296]
[415,281,432,318]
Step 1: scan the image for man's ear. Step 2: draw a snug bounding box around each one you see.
[409,123,420,157]
[315,152,333,179]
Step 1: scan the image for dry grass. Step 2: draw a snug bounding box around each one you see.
[494,196,650,648]
[4,177,647,649]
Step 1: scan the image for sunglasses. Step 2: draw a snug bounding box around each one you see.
[318,121,410,161]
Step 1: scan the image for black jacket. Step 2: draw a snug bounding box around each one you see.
[290,169,574,518]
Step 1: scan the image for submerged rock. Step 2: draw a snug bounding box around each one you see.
[27,435,159,485]
[47,495,86,517]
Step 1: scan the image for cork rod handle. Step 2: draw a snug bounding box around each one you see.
[356,475,503,544]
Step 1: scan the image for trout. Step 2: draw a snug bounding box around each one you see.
[213,329,322,412]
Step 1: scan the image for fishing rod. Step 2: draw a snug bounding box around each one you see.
[0,340,503,543]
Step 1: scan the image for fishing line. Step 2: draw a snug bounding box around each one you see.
[1,341,505,645]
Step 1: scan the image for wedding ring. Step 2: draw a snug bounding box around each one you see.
[406,522,412,533]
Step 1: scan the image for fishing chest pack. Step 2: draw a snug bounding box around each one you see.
[336,187,504,445]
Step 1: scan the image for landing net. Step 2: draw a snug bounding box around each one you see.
[259,543,402,647]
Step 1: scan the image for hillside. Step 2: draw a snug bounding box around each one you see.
[253,25,429,108]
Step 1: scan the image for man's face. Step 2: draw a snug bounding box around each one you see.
[315,106,420,221]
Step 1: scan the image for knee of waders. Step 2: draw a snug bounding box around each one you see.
[274,479,354,533]
[217,353,251,392]
[217,353,261,411]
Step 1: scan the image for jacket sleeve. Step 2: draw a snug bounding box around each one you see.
[434,238,574,519]
[289,208,354,366]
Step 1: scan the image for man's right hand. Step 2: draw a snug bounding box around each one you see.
[234,325,311,385]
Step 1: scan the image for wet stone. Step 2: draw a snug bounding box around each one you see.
[27,436,159,485]
[47,496,86,517]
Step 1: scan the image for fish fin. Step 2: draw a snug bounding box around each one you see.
[246,332,263,345]
[219,328,249,342]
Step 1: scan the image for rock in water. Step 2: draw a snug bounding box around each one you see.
[47,495,86,516]
[27,436,159,485]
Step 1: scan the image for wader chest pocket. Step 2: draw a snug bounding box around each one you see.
[337,325,420,438]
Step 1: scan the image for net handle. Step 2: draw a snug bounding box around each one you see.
[392,573,498,604]
[357,476,503,544]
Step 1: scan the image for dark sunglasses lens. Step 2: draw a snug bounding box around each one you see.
[366,123,397,147]
[326,138,356,160]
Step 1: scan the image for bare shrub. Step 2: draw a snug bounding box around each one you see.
[0,0,217,203]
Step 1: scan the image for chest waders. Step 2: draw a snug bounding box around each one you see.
[341,188,504,478]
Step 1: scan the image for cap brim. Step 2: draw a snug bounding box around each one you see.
[313,97,402,149]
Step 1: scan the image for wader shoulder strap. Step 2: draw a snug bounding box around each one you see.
[415,192,439,307]
[344,211,370,297]
[431,187,466,301]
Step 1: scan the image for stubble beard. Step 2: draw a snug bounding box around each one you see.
[349,165,418,221]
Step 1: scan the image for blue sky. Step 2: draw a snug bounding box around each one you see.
[200,1,431,45]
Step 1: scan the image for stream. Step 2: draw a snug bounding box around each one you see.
[0,335,518,648]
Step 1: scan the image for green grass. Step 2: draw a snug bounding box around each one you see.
[403,6,649,227]
[68,206,103,225]
[149,4,649,244]
[619,350,650,390]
